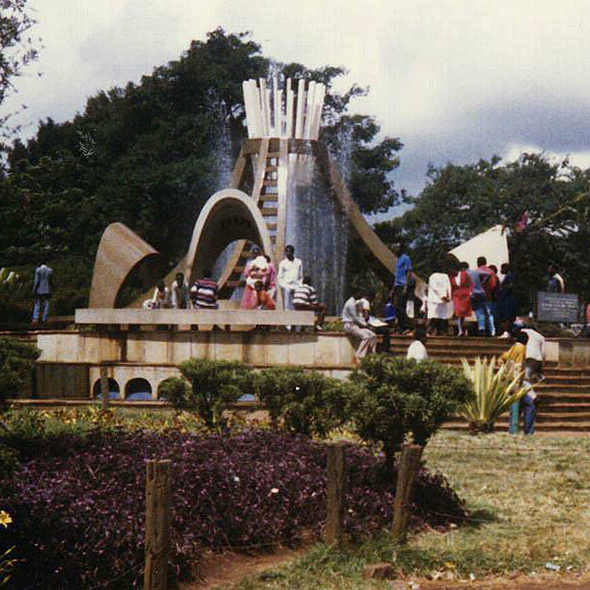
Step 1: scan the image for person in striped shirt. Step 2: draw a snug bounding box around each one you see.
[293,276,326,330]
[190,270,219,309]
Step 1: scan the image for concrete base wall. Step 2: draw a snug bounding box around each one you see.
[35,330,357,400]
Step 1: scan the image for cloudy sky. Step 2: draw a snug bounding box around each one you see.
[4,0,590,219]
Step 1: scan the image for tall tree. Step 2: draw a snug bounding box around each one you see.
[376,153,590,308]
[0,0,40,142]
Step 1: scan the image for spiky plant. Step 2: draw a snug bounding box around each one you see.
[0,269,21,296]
[460,356,530,433]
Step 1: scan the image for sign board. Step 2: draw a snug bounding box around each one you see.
[536,292,579,323]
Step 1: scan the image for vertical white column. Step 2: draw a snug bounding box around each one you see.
[310,84,325,140]
[259,78,270,137]
[294,79,306,139]
[242,81,253,138]
[303,81,316,139]
[286,78,294,138]
[253,80,265,138]
[272,76,282,137]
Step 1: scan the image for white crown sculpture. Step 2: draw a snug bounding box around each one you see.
[242,77,326,140]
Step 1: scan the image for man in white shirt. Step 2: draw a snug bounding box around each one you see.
[407,326,428,361]
[277,245,303,311]
[342,292,377,361]
[521,327,545,382]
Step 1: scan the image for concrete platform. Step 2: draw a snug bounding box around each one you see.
[75,308,316,326]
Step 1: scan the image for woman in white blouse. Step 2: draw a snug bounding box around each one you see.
[427,265,453,335]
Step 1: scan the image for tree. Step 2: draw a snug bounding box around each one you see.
[347,355,472,478]
[1,29,404,313]
[376,153,590,307]
[0,0,40,141]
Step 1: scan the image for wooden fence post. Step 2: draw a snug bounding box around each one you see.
[325,443,346,546]
[144,459,171,590]
[99,365,110,410]
[392,443,423,543]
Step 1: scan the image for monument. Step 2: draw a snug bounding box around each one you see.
[85,76,400,317]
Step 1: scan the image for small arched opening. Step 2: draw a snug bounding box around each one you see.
[125,378,153,401]
[92,378,121,399]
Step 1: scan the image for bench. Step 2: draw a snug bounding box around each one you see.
[74,308,316,328]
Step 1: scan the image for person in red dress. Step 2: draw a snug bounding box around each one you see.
[452,261,472,337]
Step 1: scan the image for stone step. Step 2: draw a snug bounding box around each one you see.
[539,403,590,412]
[443,421,590,432]
[260,208,278,216]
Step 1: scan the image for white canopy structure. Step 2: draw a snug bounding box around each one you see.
[449,225,509,270]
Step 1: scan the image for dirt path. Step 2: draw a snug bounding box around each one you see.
[179,546,307,590]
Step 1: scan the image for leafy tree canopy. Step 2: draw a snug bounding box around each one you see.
[0,0,40,141]
[375,153,590,308]
[0,28,403,313]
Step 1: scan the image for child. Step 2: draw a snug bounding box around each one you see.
[254,280,276,310]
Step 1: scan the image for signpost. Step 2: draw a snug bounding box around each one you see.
[537,292,579,323]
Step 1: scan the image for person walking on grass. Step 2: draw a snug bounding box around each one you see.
[32,261,53,324]
[342,290,377,362]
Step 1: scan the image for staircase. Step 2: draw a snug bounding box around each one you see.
[390,335,590,433]
[221,141,283,297]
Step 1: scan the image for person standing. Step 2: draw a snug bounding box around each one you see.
[474,256,497,336]
[342,291,377,362]
[452,262,472,337]
[547,264,565,293]
[497,263,518,337]
[171,272,189,309]
[31,261,53,324]
[278,245,303,311]
[500,330,528,434]
[520,326,546,382]
[391,243,413,334]
[427,265,453,335]
[242,255,271,310]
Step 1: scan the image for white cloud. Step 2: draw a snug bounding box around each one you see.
[5,0,590,198]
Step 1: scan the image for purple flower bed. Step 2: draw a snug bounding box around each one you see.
[0,429,466,590]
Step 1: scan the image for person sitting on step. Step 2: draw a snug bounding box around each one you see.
[293,275,326,331]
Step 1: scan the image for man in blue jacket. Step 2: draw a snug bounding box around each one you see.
[32,261,53,324]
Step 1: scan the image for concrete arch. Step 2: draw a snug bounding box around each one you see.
[185,189,273,285]
[89,223,160,308]
[92,377,121,399]
[125,377,153,401]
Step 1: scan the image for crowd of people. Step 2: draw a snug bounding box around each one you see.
[143,245,326,330]
[389,244,523,339]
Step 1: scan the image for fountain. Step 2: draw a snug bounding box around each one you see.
[85,76,399,315]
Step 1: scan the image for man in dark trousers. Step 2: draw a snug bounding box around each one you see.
[32,261,53,324]
[391,243,413,334]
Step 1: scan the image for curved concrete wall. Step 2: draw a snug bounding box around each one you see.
[184,188,273,285]
[89,223,160,308]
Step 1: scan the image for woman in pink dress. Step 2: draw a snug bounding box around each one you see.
[241,255,271,310]
[452,261,472,337]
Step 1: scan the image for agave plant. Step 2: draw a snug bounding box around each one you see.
[460,356,530,433]
[0,268,21,296]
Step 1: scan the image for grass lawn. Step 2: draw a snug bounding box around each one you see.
[231,431,590,590]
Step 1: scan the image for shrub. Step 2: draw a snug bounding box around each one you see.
[254,367,349,437]
[347,355,473,475]
[460,357,530,433]
[0,338,40,406]
[0,428,466,590]
[157,376,191,407]
[177,358,253,429]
